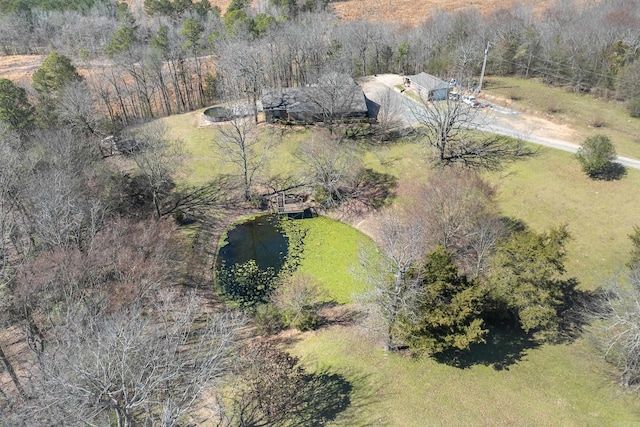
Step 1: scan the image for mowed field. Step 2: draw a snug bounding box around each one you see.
[157,72,640,423]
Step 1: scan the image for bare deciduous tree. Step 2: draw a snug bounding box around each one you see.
[408,96,534,170]
[217,341,310,426]
[587,268,640,390]
[308,72,364,133]
[216,340,352,426]
[355,209,427,351]
[296,134,361,207]
[214,116,275,201]
[0,124,23,283]
[128,122,184,218]
[57,80,102,136]
[14,292,243,427]
[407,169,506,277]
[215,40,266,123]
[463,213,508,278]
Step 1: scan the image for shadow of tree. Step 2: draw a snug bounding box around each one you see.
[432,322,539,370]
[557,278,597,341]
[433,279,594,370]
[299,370,353,426]
[594,162,627,180]
[352,168,397,209]
[317,301,365,329]
[301,368,388,427]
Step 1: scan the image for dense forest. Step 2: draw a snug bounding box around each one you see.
[2,0,640,425]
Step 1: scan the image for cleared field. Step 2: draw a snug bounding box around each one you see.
[483,76,640,160]
[157,73,640,425]
[486,145,640,290]
[329,0,550,27]
[289,327,639,426]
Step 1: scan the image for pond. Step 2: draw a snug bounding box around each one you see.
[217,214,288,273]
[216,215,289,306]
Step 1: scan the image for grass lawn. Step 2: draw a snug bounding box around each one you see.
[290,328,640,426]
[157,82,640,425]
[483,76,640,159]
[485,144,640,289]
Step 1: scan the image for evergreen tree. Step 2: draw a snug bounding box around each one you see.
[32,51,81,95]
[32,51,81,127]
[401,246,486,354]
[488,226,572,340]
[0,78,34,134]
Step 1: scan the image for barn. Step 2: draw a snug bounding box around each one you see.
[404,72,453,101]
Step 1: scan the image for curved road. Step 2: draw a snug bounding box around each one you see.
[361,74,640,170]
[484,118,640,170]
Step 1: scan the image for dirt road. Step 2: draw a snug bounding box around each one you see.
[360,74,640,170]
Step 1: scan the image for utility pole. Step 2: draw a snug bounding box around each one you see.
[477,42,489,93]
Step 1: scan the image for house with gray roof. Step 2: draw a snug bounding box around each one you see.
[262,74,369,123]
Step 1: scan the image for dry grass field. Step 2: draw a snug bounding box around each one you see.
[124,0,551,26]
[329,0,550,26]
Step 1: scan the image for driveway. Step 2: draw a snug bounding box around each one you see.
[360,74,640,170]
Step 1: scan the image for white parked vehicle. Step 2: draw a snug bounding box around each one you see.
[461,95,480,108]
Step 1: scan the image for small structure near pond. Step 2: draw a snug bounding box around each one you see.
[271,193,315,219]
[202,103,254,123]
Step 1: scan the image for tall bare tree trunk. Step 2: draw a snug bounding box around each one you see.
[0,344,26,399]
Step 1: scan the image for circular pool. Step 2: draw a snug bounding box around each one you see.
[202,104,254,123]
[203,106,234,122]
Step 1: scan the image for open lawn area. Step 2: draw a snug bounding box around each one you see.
[159,75,640,425]
[486,145,640,289]
[483,76,640,160]
[289,328,640,426]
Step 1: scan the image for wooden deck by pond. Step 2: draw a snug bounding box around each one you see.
[271,193,315,219]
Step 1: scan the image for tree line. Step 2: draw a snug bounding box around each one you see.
[1,0,640,129]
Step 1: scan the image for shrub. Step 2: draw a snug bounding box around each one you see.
[575,134,624,180]
[508,91,522,101]
[589,114,607,128]
[254,303,285,335]
[290,310,319,331]
[546,100,563,114]
[628,98,640,118]
[272,273,326,331]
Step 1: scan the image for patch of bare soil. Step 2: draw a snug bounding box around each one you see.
[484,92,578,142]
[0,54,44,83]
